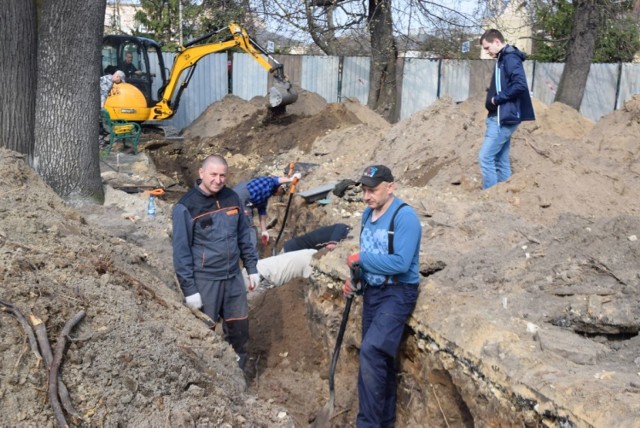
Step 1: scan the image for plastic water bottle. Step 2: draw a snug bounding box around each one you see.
[147,195,156,218]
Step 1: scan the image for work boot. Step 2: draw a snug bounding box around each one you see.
[224,319,249,370]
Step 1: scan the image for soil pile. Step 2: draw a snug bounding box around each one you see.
[2,91,640,426]
[0,150,292,427]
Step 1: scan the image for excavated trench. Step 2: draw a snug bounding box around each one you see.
[230,196,546,427]
[148,147,560,427]
[247,265,576,427]
[103,147,639,427]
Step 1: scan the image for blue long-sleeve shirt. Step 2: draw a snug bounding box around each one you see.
[359,197,421,286]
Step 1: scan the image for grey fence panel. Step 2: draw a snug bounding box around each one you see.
[232,52,269,101]
[580,63,618,122]
[469,60,494,98]
[468,60,533,99]
[533,62,563,105]
[149,53,228,132]
[524,61,534,91]
[617,63,640,109]
[147,52,187,130]
[148,53,169,101]
[143,54,640,131]
[272,54,303,89]
[301,56,340,103]
[341,56,370,104]
[399,58,439,120]
[440,60,470,102]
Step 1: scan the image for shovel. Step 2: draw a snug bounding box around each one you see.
[311,263,362,428]
[312,295,353,428]
[272,162,298,255]
[312,262,359,427]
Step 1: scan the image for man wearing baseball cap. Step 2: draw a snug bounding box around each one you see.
[344,164,422,427]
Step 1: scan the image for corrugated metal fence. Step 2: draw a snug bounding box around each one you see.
[150,52,640,132]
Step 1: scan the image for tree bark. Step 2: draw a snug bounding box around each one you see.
[367,0,398,122]
[33,0,106,203]
[0,0,37,158]
[554,0,602,110]
[304,1,341,55]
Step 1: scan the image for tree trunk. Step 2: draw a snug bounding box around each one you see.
[33,0,106,203]
[367,0,398,122]
[554,0,602,110]
[0,0,37,157]
[304,1,341,55]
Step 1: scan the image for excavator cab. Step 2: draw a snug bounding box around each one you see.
[101,23,297,123]
[102,35,168,121]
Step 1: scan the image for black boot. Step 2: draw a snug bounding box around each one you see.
[224,318,249,370]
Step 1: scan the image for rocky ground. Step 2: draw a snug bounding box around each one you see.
[1,89,640,427]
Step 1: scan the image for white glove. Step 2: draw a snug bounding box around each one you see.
[292,172,302,181]
[260,229,270,245]
[185,293,203,310]
[249,273,261,290]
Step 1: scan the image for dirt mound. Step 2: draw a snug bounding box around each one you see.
[342,97,390,131]
[283,86,328,117]
[585,94,640,174]
[152,102,366,188]
[532,101,595,140]
[0,149,292,427]
[5,83,640,426]
[181,94,260,140]
[181,88,330,141]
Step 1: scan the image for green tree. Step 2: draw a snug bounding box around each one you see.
[134,0,246,51]
[592,11,640,63]
[531,0,640,63]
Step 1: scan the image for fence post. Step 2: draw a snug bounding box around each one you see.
[614,62,623,111]
[337,56,344,102]
[437,58,443,99]
[530,60,536,95]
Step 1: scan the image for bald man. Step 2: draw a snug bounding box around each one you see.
[172,154,260,369]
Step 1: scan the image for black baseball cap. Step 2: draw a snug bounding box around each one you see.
[359,165,394,187]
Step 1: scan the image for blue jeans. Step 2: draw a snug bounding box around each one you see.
[356,283,419,428]
[479,116,519,189]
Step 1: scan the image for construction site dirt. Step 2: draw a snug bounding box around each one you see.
[1,88,640,427]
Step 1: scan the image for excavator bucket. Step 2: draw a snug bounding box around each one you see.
[269,81,298,108]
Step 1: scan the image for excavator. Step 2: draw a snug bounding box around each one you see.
[101,22,297,122]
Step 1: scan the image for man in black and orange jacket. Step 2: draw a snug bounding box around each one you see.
[172,154,259,370]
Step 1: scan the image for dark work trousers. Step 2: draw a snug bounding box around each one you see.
[195,273,249,369]
[356,283,419,428]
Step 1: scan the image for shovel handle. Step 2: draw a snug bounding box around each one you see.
[287,161,298,194]
[328,296,352,393]
[289,176,298,194]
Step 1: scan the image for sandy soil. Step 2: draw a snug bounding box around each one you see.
[2,89,640,427]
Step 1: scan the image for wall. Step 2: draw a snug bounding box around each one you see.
[151,53,638,132]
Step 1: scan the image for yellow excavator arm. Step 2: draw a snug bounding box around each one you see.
[152,22,297,120]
